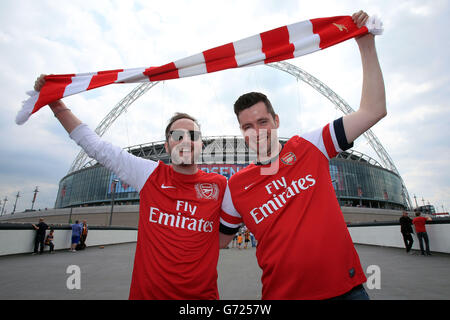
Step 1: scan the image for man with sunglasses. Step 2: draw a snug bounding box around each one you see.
[220,11,386,299]
[34,76,228,299]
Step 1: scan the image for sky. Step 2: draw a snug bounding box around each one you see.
[0,0,448,214]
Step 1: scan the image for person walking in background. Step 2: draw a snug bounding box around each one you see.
[32,218,48,255]
[250,232,256,248]
[70,220,82,252]
[79,220,89,250]
[232,233,238,248]
[412,211,432,256]
[237,234,243,250]
[399,211,414,253]
[45,229,55,253]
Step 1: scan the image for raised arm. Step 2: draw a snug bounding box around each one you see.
[342,11,387,144]
[33,75,158,192]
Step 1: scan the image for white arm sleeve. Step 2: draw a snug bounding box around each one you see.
[69,123,159,192]
[220,184,243,230]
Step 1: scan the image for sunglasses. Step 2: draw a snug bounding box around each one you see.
[169,130,201,142]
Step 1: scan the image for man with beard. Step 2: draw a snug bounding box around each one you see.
[34,76,229,300]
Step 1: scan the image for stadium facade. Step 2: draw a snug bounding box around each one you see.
[55,136,407,211]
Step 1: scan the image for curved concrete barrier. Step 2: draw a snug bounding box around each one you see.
[348,219,450,254]
[0,223,137,256]
[1,219,449,256]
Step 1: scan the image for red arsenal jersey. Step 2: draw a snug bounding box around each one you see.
[412,216,428,233]
[129,162,227,300]
[221,118,366,299]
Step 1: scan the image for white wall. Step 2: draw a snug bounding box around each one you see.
[2,222,449,256]
[348,223,450,254]
[0,229,137,256]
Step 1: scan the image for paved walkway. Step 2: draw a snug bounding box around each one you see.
[0,243,449,300]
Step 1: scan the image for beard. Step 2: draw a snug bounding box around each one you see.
[168,143,200,165]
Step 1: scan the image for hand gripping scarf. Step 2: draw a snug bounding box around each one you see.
[16,15,382,125]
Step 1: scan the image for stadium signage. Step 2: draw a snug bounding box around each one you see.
[199,164,247,179]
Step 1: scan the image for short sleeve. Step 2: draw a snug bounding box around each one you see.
[219,184,243,234]
[301,117,353,160]
[70,123,159,192]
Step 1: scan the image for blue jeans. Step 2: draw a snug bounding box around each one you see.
[326,285,370,300]
[417,232,431,255]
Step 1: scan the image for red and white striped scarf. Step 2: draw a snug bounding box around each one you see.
[16,15,382,125]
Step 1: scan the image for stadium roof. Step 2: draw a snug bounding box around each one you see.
[75,135,385,172]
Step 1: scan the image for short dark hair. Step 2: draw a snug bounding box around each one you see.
[233,92,276,122]
[165,112,200,142]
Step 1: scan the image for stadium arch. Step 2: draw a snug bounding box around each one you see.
[67,61,412,209]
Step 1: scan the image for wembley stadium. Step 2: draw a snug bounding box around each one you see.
[0,61,413,226]
[53,61,411,214]
[54,135,408,211]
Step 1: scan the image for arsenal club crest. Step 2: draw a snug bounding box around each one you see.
[281,152,296,165]
[195,183,219,200]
